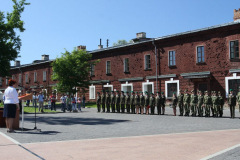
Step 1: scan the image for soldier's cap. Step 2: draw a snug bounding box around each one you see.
[150,92,153,94]
[205,91,208,93]
[97,92,100,94]
[218,91,221,94]
[144,91,148,93]
[135,92,138,94]
[179,90,182,92]
[106,90,109,92]
[161,92,164,94]
[212,91,216,93]
[139,91,143,93]
[229,89,233,92]
[173,92,176,94]
[121,91,124,93]
[125,91,129,93]
[131,91,135,93]
[199,91,202,93]
[191,90,194,92]
[157,91,160,93]
[184,89,188,92]
[101,90,104,92]
[111,91,114,92]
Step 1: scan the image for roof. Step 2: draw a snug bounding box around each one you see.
[10,59,55,69]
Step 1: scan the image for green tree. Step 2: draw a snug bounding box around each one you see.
[113,39,128,46]
[51,48,99,95]
[0,0,29,77]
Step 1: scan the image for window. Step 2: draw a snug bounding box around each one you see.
[165,78,179,98]
[19,74,21,84]
[0,77,2,85]
[145,55,151,69]
[89,85,95,99]
[228,79,240,95]
[43,71,46,81]
[6,77,8,85]
[34,72,37,82]
[12,75,14,80]
[25,74,28,83]
[169,51,176,66]
[230,40,239,59]
[197,46,205,63]
[90,64,95,76]
[124,58,129,72]
[106,61,111,74]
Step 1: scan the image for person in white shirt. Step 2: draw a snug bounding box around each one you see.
[38,92,44,113]
[32,94,37,107]
[60,94,66,112]
[3,79,19,133]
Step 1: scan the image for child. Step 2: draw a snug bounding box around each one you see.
[77,97,82,112]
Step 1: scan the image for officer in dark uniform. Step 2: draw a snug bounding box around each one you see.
[144,91,150,114]
[101,90,106,112]
[105,90,110,113]
[149,92,155,115]
[96,92,101,112]
[178,90,184,116]
[130,91,135,114]
[183,90,190,116]
[110,91,116,113]
[161,92,166,115]
[140,92,144,114]
[135,92,140,114]
[115,91,120,113]
[120,91,125,113]
[155,91,161,115]
[228,89,236,119]
[125,91,130,113]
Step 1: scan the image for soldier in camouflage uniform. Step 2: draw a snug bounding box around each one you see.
[172,92,178,116]
[149,92,155,115]
[228,89,236,119]
[210,91,214,117]
[218,91,224,117]
[183,90,190,116]
[120,91,125,113]
[96,92,101,112]
[110,91,116,113]
[140,92,145,114]
[101,90,106,112]
[237,87,240,114]
[135,92,140,114]
[197,91,204,117]
[105,90,110,113]
[144,91,150,115]
[115,91,120,113]
[190,90,198,117]
[211,91,218,117]
[156,91,161,115]
[130,91,135,114]
[125,91,130,113]
[178,90,184,116]
[161,92,166,115]
[203,91,211,117]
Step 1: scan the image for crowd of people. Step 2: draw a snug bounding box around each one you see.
[96,87,240,119]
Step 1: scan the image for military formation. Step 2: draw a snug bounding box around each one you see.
[96,87,240,119]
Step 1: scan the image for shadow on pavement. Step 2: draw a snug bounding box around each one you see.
[23,116,130,126]
[16,130,60,135]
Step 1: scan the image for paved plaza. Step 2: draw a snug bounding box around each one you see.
[0,107,240,159]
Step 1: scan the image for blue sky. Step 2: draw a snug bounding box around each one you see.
[1,0,239,65]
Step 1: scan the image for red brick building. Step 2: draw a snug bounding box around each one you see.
[1,10,240,103]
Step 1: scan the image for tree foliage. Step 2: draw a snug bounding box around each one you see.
[51,48,99,95]
[0,0,29,77]
[112,39,128,46]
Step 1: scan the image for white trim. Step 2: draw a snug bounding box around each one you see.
[103,83,113,91]
[225,73,240,98]
[89,85,96,99]
[121,82,133,94]
[142,80,154,95]
[165,78,179,99]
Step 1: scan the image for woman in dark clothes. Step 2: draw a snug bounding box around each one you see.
[3,79,19,133]
[18,93,22,113]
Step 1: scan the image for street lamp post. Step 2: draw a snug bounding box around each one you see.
[152,40,158,93]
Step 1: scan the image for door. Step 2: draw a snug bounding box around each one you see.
[198,83,208,94]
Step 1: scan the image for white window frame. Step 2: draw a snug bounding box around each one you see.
[168,50,176,66]
[34,72,37,82]
[121,81,133,95]
[89,84,96,99]
[144,55,151,70]
[25,74,28,83]
[0,77,2,85]
[229,40,239,59]
[165,78,179,99]
[106,61,111,74]
[196,45,205,63]
[103,83,113,91]
[225,73,240,98]
[124,58,129,72]
[142,80,154,96]
[19,74,21,84]
[43,71,46,81]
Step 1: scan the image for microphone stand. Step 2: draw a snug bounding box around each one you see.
[33,91,41,132]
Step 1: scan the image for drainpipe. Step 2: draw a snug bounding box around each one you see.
[152,39,158,93]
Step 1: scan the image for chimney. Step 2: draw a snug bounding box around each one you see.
[234,9,240,21]
[98,38,103,49]
[136,32,146,38]
[41,54,49,60]
[14,60,20,67]
[77,45,86,50]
